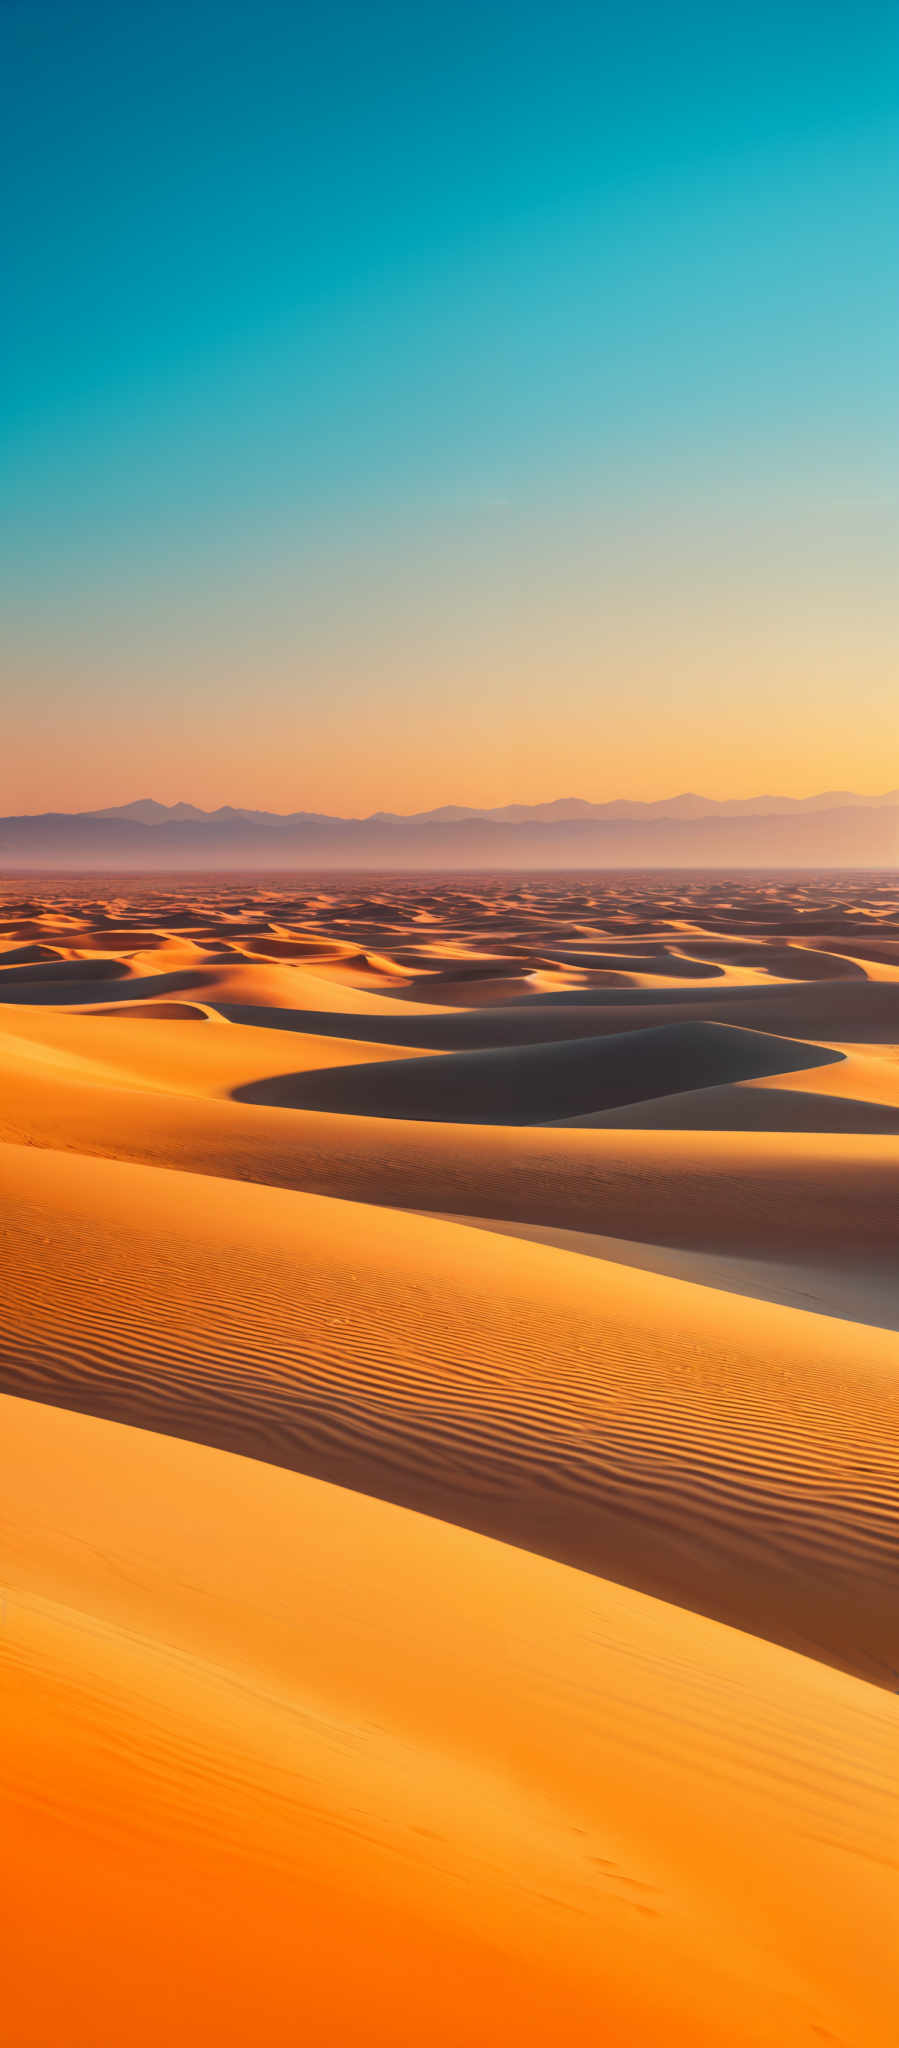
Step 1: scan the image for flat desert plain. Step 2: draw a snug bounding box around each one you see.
[1,869,897,2046]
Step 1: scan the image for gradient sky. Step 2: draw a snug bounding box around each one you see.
[2,0,897,815]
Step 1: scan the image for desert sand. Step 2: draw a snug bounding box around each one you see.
[1,869,897,2044]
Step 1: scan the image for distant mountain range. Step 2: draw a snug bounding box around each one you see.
[1,793,897,869]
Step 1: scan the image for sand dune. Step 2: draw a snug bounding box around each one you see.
[232,1019,840,1123]
[2,1390,896,2048]
[562,1082,899,1133]
[2,1139,896,1683]
[0,950,129,985]
[756,1041,899,1101]
[0,1030,894,1284]
[3,901,899,1045]
[92,998,213,1019]
[558,1042,899,1131]
[5,942,899,1056]
[0,1000,431,1100]
[2,871,897,2041]
[0,952,447,1015]
[482,974,899,1041]
[435,1212,899,1330]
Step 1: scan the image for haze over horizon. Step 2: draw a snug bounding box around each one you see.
[3,784,897,870]
[3,0,897,816]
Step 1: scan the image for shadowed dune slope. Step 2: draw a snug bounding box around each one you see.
[0,952,129,986]
[230,1019,841,1122]
[209,971,899,1051]
[2,1391,896,2048]
[557,1044,899,1132]
[2,1140,896,1684]
[560,1082,899,1133]
[431,1213,899,1332]
[466,975,899,1043]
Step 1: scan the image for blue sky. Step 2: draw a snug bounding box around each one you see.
[2,0,896,811]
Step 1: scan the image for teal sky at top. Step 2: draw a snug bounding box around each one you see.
[2,0,897,808]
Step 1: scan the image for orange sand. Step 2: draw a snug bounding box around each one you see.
[0,872,896,2044]
[2,1391,896,2048]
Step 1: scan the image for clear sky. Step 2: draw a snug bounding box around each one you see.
[2,0,896,815]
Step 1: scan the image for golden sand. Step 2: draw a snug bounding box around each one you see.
[0,872,896,2043]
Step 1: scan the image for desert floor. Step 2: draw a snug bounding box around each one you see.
[1,868,896,2045]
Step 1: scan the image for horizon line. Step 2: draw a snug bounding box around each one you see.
[8,786,899,823]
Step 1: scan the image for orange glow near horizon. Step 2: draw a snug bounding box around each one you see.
[5,662,896,818]
[5,468,896,817]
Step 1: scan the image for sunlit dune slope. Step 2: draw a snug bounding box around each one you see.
[0,1000,431,1099]
[755,1041,899,1100]
[2,1391,896,2048]
[2,1140,896,1683]
[0,949,450,1015]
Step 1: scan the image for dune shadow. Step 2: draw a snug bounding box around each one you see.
[232,1020,843,1126]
